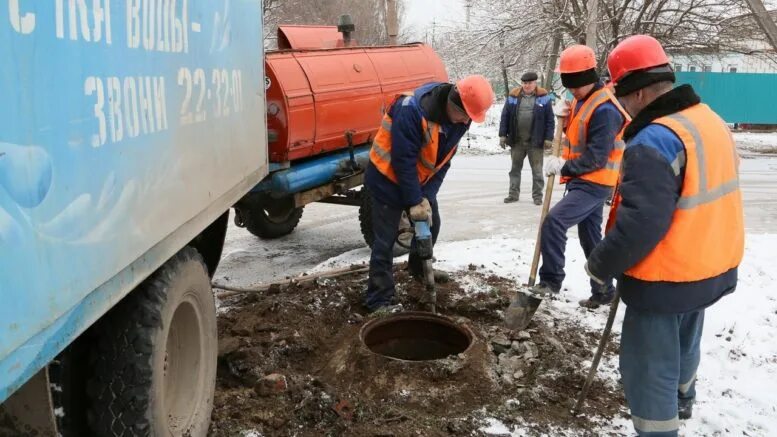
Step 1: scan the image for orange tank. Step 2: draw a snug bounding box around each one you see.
[265,26,448,163]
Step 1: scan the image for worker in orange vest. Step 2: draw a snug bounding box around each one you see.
[364,76,495,313]
[586,35,744,436]
[530,44,629,308]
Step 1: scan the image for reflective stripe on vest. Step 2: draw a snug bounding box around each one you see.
[369,94,456,186]
[661,112,741,209]
[622,103,744,282]
[561,87,628,187]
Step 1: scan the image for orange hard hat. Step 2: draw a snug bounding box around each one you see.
[557,45,597,73]
[607,35,671,84]
[456,75,494,123]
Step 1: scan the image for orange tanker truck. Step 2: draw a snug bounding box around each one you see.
[233,22,448,249]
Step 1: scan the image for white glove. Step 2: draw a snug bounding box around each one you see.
[409,198,432,222]
[543,156,566,176]
[554,100,572,117]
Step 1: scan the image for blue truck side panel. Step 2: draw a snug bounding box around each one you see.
[0,1,267,402]
[675,72,777,124]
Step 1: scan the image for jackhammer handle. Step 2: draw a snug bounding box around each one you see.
[413,219,434,260]
[528,113,566,287]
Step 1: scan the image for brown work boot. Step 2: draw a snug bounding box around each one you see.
[578,292,615,309]
[370,304,404,316]
[528,282,560,297]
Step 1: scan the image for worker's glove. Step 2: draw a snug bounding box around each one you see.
[584,262,605,285]
[543,140,553,150]
[543,156,566,176]
[499,136,507,150]
[409,198,432,223]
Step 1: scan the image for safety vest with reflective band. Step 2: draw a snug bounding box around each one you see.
[621,103,744,282]
[561,87,628,187]
[370,93,457,185]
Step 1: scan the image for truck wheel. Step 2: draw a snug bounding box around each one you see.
[86,247,217,437]
[50,338,91,437]
[238,194,304,239]
[358,187,411,257]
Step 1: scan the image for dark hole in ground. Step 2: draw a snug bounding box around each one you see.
[360,312,472,361]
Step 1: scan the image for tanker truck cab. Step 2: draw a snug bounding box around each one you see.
[234,24,449,252]
[0,2,266,435]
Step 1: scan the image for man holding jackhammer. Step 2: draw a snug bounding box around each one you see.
[530,44,629,309]
[585,35,744,436]
[363,76,495,314]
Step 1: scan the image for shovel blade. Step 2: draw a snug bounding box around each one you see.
[504,291,543,331]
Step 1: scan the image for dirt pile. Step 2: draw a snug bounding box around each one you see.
[210,266,626,436]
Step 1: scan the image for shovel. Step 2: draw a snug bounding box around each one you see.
[504,112,566,331]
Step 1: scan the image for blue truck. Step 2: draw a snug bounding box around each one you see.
[0,1,266,435]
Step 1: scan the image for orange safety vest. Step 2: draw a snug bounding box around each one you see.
[370,94,457,185]
[619,103,744,282]
[561,87,628,187]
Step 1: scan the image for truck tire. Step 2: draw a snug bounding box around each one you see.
[358,187,411,257]
[239,194,304,239]
[86,247,217,437]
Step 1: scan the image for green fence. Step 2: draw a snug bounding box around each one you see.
[675,72,777,124]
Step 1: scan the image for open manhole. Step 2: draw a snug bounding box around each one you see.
[360,312,474,361]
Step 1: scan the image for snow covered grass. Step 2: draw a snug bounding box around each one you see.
[459,102,509,156]
[312,234,777,436]
[734,132,777,155]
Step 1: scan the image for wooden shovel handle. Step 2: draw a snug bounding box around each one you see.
[528,113,566,287]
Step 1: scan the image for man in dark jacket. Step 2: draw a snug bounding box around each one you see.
[498,71,555,205]
[586,35,744,436]
[364,76,494,313]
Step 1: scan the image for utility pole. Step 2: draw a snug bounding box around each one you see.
[743,0,777,52]
[386,0,399,45]
[585,0,599,55]
[431,19,437,48]
[465,0,472,29]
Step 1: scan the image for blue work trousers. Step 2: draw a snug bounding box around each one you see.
[620,305,704,436]
[364,198,440,310]
[538,184,612,294]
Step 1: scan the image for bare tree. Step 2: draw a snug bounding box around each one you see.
[434,0,771,93]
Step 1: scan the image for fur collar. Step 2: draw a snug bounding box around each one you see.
[509,86,548,98]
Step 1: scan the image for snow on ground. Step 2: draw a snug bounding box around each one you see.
[459,102,508,156]
[734,132,777,155]
[310,233,777,436]
[462,101,777,158]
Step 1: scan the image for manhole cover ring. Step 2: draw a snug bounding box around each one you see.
[359,312,475,362]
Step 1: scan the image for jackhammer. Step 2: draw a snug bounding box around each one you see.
[413,219,436,313]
